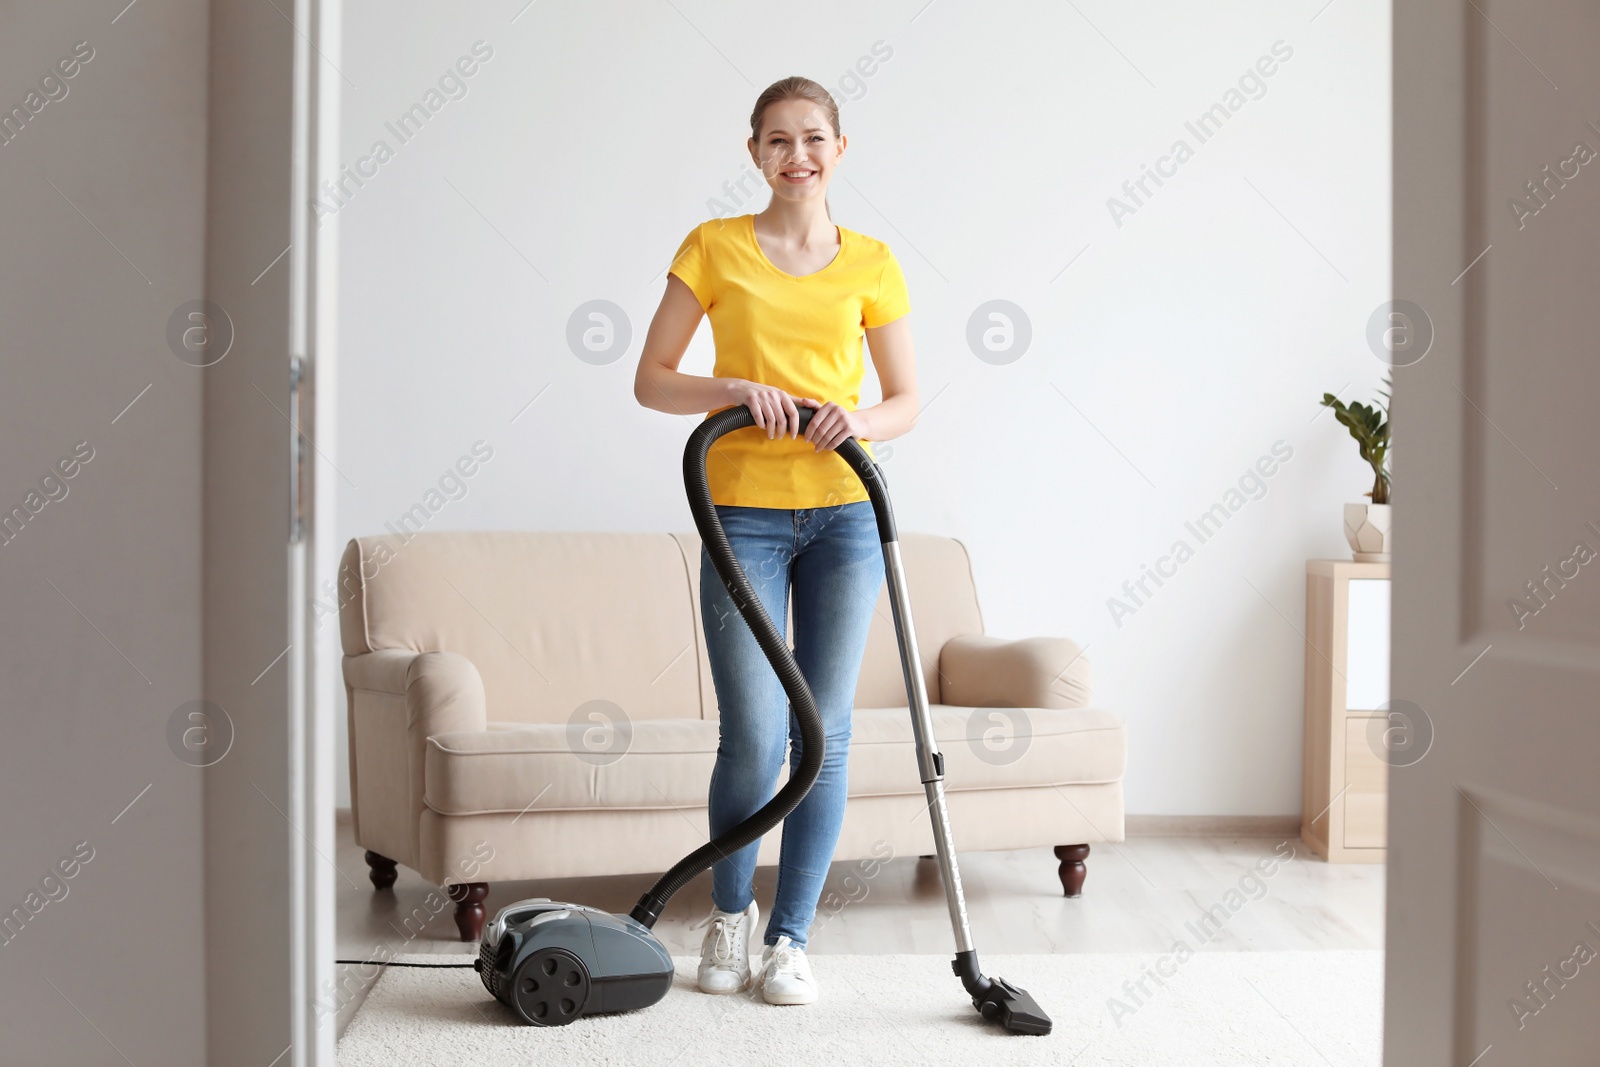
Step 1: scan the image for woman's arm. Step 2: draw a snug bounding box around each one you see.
[855,315,918,442]
[634,274,818,438]
[633,274,741,415]
[798,314,919,452]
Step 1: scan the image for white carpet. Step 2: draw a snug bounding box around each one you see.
[337,950,1382,1066]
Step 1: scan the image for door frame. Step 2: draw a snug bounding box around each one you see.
[294,0,344,1062]
[290,0,341,1063]
[200,0,341,1061]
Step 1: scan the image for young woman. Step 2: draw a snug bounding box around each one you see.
[633,76,918,1005]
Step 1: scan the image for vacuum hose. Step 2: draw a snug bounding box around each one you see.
[630,404,889,928]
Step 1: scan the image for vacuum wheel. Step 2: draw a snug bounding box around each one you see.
[511,947,591,1026]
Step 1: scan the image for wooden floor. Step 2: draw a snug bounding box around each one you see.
[331,811,1384,1038]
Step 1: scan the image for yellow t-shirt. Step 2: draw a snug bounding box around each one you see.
[668,213,911,509]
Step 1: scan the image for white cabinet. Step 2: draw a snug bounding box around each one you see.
[1301,560,1391,863]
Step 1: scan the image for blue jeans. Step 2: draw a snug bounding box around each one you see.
[700,500,885,949]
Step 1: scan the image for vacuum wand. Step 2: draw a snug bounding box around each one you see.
[636,404,1051,1036]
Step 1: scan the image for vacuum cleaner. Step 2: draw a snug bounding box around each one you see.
[475,404,1052,1035]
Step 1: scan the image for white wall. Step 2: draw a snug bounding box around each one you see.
[0,2,209,1062]
[331,0,1391,817]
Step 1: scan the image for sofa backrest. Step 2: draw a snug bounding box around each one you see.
[338,529,985,725]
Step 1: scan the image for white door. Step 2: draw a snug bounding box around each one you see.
[1389,2,1600,1064]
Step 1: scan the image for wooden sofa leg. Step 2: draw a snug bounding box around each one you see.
[1054,844,1090,897]
[449,882,489,942]
[364,850,398,891]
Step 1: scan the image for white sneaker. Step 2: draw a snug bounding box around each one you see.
[694,901,758,994]
[755,935,817,1005]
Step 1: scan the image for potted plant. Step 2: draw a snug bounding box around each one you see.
[1320,372,1391,562]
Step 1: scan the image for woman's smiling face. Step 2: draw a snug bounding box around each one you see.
[750,97,845,205]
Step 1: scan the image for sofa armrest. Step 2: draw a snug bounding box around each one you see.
[342,650,488,866]
[344,649,488,734]
[342,647,418,695]
[939,635,1092,709]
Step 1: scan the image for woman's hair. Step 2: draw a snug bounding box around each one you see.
[750,76,840,220]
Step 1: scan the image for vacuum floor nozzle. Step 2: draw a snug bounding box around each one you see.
[975,974,1053,1035]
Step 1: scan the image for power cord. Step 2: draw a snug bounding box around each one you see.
[335,959,476,969]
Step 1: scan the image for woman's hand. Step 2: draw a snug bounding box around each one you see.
[730,380,821,439]
[801,400,869,452]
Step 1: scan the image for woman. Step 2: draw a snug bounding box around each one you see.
[633,76,917,1006]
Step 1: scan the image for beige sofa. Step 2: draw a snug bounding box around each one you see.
[339,529,1126,941]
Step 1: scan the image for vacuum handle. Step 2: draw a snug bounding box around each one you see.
[694,404,898,543]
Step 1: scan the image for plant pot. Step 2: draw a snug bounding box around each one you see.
[1344,502,1392,562]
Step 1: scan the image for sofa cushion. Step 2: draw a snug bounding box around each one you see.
[849,705,1125,798]
[423,706,1125,815]
[427,718,720,815]
[339,531,706,727]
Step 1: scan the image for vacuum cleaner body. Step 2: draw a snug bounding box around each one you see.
[477,897,674,1025]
